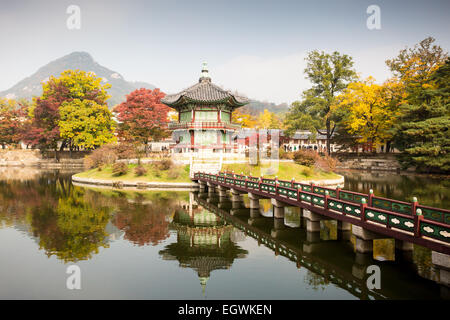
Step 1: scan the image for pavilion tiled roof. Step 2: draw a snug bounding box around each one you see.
[162,80,248,106]
[161,63,248,108]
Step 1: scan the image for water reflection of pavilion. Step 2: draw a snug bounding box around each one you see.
[159,207,248,295]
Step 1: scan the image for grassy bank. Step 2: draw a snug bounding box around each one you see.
[222,162,339,181]
[75,163,192,183]
[221,162,340,181]
[74,161,340,184]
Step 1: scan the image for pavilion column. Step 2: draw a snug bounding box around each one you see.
[190,130,195,152]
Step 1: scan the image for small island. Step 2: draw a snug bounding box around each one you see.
[72,160,343,190]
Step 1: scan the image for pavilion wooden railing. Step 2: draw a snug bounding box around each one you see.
[193,171,450,249]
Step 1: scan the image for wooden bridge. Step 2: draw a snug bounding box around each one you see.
[194,192,447,299]
[193,171,450,257]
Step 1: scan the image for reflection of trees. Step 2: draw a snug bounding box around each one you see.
[108,191,185,246]
[0,171,113,262]
[31,187,112,263]
[113,205,170,246]
[341,171,449,208]
[304,271,329,291]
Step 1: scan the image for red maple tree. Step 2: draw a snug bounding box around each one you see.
[113,88,171,154]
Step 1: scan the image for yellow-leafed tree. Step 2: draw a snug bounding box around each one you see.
[334,77,401,150]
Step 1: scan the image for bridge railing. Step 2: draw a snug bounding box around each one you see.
[193,171,450,246]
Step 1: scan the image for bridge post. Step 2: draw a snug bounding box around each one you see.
[249,208,261,218]
[198,180,207,192]
[303,209,326,233]
[248,192,261,209]
[271,198,285,219]
[217,185,228,197]
[352,225,386,253]
[337,221,351,231]
[432,251,450,289]
[207,182,216,194]
[337,221,352,241]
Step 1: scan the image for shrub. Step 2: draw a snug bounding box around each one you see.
[135,165,147,176]
[167,168,180,179]
[84,144,118,169]
[293,149,338,172]
[301,166,314,177]
[115,142,137,160]
[314,154,338,172]
[112,162,129,176]
[293,150,317,167]
[279,148,293,160]
[154,159,174,171]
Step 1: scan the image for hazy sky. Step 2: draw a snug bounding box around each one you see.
[1,0,449,104]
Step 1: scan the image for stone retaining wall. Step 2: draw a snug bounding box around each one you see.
[0,149,85,168]
[336,157,402,172]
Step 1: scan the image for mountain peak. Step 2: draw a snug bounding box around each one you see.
[0,52,155,107]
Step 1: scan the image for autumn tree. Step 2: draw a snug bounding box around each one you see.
[59,99,116,150]
[285,51,357,154]
[256,109,283,129]
[386,36,447,101]
[113,88,170,156]
[386,37,449,171]
[0,99,28,148]
[232,109,257,128]
[333,77,401,151]
[25,70,112,154]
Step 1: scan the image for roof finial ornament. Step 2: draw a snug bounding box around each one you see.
[199,61,211,82]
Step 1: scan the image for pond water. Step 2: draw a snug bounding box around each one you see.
[0,169,447,299]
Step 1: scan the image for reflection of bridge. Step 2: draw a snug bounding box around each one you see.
[193,171,450,290]
[194,192,445,299]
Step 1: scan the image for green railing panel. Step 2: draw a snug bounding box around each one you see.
[262,179,276,185]
[419,207,446,223]
[287,189,297,199]
[420,222,450,243]
[339,191,368,204]
[328,200,345,213]
[343,203,361,217]
[364,209,389,225]
[390,202,411,214]
[278,187,289,196]
[387,215,415,232]
[299,192,312,202]
[279,181,292,188]
[311,195,325,207]
[328,200,360,217]
[372,198,392,210]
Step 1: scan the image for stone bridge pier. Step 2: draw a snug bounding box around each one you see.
[271,198,287,219]
[432,251,450,296]
[248,192,264,210]
[207,182,217,195]
[230,188,246,214]
[217,185,228,198]
[352,225,414,255]
[198,180,207,192]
